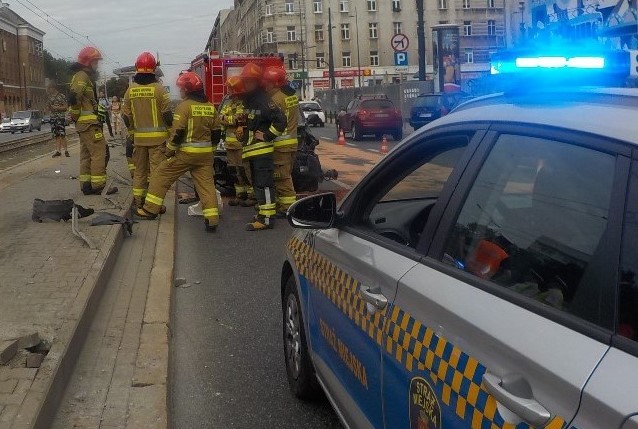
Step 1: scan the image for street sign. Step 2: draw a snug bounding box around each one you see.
[288,71,308,80]
[391,33,410,52]
[290,79,303,90]
[394,51,409,66]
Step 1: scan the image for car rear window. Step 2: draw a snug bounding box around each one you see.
[360,100,394,110]
[301,102,322,111]
[413,96,441,108]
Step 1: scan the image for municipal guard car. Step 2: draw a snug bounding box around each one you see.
[280,49,638,429]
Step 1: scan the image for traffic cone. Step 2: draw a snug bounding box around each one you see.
[338,129,346,146]
[380,136,389,154]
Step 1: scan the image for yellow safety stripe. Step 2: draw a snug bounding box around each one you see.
[273,138,298,148]
[133,188,148,197]
[151,99,158,128]
[91,175,107,183]
[145,193,164,206]
[128,163,136,171]
[135,131,169,138]
[78,114,98,122]
[187,118,195,143]
[174,114,182,121]
[259,203,277,216]
[79,174,91,182]
[202,208,219,217]
[179,146,214,153]
[166,142,178,151]
[242,147,274,159]
[69,108,80,115]
[268,125,282,137]
[277,196,297,205]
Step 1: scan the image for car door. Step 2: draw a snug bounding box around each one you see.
[291,127,484,428]
[340,100,356,133]
[384,127,629,429]
[571,156,638,429]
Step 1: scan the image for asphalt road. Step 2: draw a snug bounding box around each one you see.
[170,181,344,429]
[0,125,50,144]
[311,122,411,153]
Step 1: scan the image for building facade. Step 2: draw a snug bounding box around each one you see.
[210,0,513,98]
[0,3,45,117]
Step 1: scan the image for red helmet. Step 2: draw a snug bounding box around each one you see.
[77,46,103,67]
[226,76,246,95]
[176,72,203,93]
[262,66,288,88]
[239,63,263,81]
[135,52,157,74]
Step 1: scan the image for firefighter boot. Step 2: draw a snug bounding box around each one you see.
[134,207,157,220]
[239,197,258,208]
[92,186,119,196]
[228,193,247,207]
[205,219,217,233]
[245,217,273,231]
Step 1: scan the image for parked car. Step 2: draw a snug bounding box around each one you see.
[42,114,51,124]
[337,95,403,141]
[0,117,11,133]
[409,92,467,130]
[300,101,326,127]
[10,110,42,133]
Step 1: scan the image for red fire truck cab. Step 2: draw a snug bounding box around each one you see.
[190,51,285,107]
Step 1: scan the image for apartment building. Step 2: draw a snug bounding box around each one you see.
[0,2,45,116]
[210,0,512,97]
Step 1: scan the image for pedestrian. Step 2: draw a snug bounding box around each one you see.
[219,76,256,207]
[238,63,287,231]
[135,72,222,232]
[110,96,124,140]
[68,46,117,195]
[122,52,172,209]
[47,81,69,158]
[262,66,299,217]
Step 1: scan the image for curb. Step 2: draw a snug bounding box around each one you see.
[17,190,135,429]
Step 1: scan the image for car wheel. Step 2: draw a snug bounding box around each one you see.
[351,123,361,141]
[392,130,403,141]
[283,275,319,400]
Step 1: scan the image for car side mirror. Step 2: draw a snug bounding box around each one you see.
[287,193,338,230]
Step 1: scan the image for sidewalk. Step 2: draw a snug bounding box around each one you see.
[0,142,135,429]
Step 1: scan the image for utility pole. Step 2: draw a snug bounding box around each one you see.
[353,5,362,89]
[299,0,306,99]
[328,7,336,89]
[416,0,426,81]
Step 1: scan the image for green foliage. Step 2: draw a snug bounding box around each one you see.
[43,50,74,89]
[104,77,130,100]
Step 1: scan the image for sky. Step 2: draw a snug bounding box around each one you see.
[7,0,234,90]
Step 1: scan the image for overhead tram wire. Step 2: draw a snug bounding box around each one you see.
[13,0,86,47]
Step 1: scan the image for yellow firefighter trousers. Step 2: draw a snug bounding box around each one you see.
[226,148,254,197]
[143,151,220,225]
[273,150,297,211]
[79,124,107,191]
[127,156,135,178]
[133,145,164,205]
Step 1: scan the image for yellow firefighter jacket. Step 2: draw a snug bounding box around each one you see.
[219,97,245,151]
[269,86,299,152]
[122,82,171,146]
[69,70,99,132]
[166,99,219,154]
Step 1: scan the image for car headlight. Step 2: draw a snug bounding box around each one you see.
[25,119,30,123]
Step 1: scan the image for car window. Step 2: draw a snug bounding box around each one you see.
[619,161,638,342]
[12,111,30,119]
[360,100,394,110]
[361,136,470,249]
[301,102,321,111]
[441,134,616,326]
[413,96,441,109]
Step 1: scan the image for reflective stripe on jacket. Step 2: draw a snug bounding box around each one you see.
[122,82,171,146]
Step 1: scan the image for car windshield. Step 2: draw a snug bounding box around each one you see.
[413,96,441,108]
[301,102,321,111]
[360,100,394,110]
[1,118,10,123]
[12,111,30,119]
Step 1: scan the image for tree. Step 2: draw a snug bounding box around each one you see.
[104,77,130,100]
[43,50,74,88]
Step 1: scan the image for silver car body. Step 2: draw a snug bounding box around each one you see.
[284,88,638,429]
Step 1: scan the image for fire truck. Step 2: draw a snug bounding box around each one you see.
[190,51,285,107]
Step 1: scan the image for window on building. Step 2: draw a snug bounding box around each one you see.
[439,20,449,24]
[488,19,497,35]
[316,53,325,68]
[313,0,323,13]
[266,28,274,43]
[341,23,350,40]
[285,1,294,13]
[288,53,298,69]
[463,21,472,36]
[287,26,297,41]
[463,0,471,8]
[370,51,379,66]
[367,0,377,11]
[369,23,378,38]
[464,48,474,63]
[340,0,349,12]
[342,52,352,67]
[392,0,401,11]
[265,1,273,15]
[488,0,495,7]
[315,25,324,42]
[439,0,447,9]
[393,22,402,35]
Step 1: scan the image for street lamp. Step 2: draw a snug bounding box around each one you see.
[327,7,336,89]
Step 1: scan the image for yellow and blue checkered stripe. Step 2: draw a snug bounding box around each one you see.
[288,236,575,429]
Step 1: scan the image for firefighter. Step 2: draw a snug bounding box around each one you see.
[135,72,222,232]
[122,52,172,208]
[68,46,117,195]
[219,76,256,207]
[238,63,287,231]
[262,66,299,216]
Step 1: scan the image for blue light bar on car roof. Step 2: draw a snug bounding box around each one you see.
[514,56,605,69]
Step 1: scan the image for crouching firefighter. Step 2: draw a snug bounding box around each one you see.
[135,72,222,233]
[219,77,255,207]
[238,63,287,231]
[68,46,117,195]
[262,66,299,217]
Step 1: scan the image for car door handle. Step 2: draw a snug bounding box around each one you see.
[359,286,388,310]
[483,373,551,427]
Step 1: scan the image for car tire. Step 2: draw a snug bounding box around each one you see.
[283,275,320,400]
[393,130,403,141]
[351,123,361,141]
